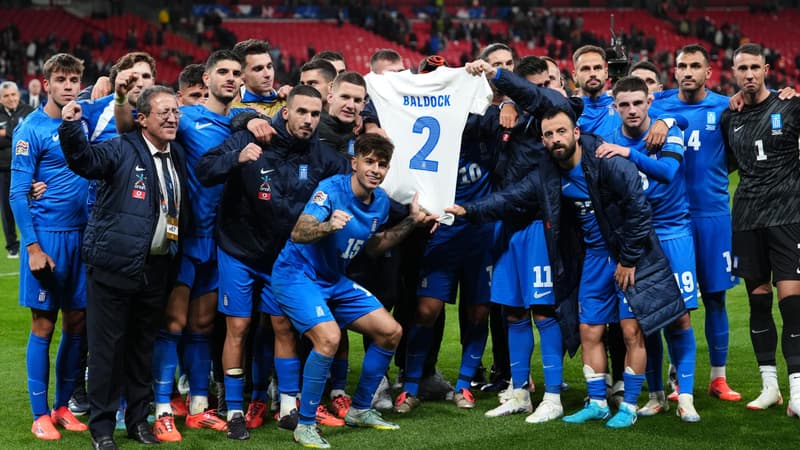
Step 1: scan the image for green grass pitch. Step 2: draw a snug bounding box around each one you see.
[2,174,798,448]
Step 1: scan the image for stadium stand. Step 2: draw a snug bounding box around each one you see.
[0,4,797,93]
[0,7,205,87]
[224,20,425,74]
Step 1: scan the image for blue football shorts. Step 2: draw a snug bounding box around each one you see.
[19,230,86,311]
[273,260,382,335]
[660,233,699,310]
[176,236,218,298]
[491,220,555,308]
[691,215,737,293]
[578,248,634,325]
[217,246,279,317]
[417,222,493,305]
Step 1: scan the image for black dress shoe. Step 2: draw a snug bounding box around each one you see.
[127,422,160,445]
[92,436,118,450]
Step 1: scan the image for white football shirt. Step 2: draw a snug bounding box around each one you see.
[365,67,493,224]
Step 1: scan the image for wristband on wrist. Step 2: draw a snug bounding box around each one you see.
[659,117,676,128]
[500,100,516,109]
[114,94,127,106]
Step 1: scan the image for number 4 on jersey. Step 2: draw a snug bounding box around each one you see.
[687,130,701,151]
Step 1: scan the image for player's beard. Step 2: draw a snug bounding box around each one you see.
[548,140,576,162]
[215,92,236,105]
[581,79,604,97]
[212,83,237,105]
[679,80,703,97]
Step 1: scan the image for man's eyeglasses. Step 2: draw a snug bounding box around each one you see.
[152,109,182,120]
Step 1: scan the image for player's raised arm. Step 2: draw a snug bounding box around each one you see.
[464,59,497,79]
[195,131,261,187]
[291,210,351,244]
[465,58,518,129]
[112,67,139,134]
[365,193,436,256]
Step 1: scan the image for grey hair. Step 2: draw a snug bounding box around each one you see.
[0,81,18,93]
[136,85,176,116]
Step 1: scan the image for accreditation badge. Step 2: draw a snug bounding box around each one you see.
[166,216,179,241]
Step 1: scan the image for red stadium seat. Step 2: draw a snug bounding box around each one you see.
[225,20,426,73]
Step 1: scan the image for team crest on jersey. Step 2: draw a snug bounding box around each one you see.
[15,140,29,156]
[706,111,717,131]
[37,289,48,303]
[298,164,308,180]
[371,218,378,232]
[258,175,272,201]
[131,174,147,200]
[771,113,783,135]
[312,190,327,206]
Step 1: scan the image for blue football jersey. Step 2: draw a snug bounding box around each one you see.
[79,94,118,144]
[561,164,605,249]
[454,113,494,204]
[654,89,730,217]
[279,174,390,282]
[608,120,691,239]
[10,109,89,245]
[178,104,250,237]
[79,94,136,208]
[431,112,497,241]
[577,93,620,141]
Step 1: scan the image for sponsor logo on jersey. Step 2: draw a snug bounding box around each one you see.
[258,175,271,201]
[299,164,308,180]
[316,306,325,317]
[706,111,717,131]
[312,190,327,206]
[132,174,147,200]
[15,140,29,156]
[771,113,782,135]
